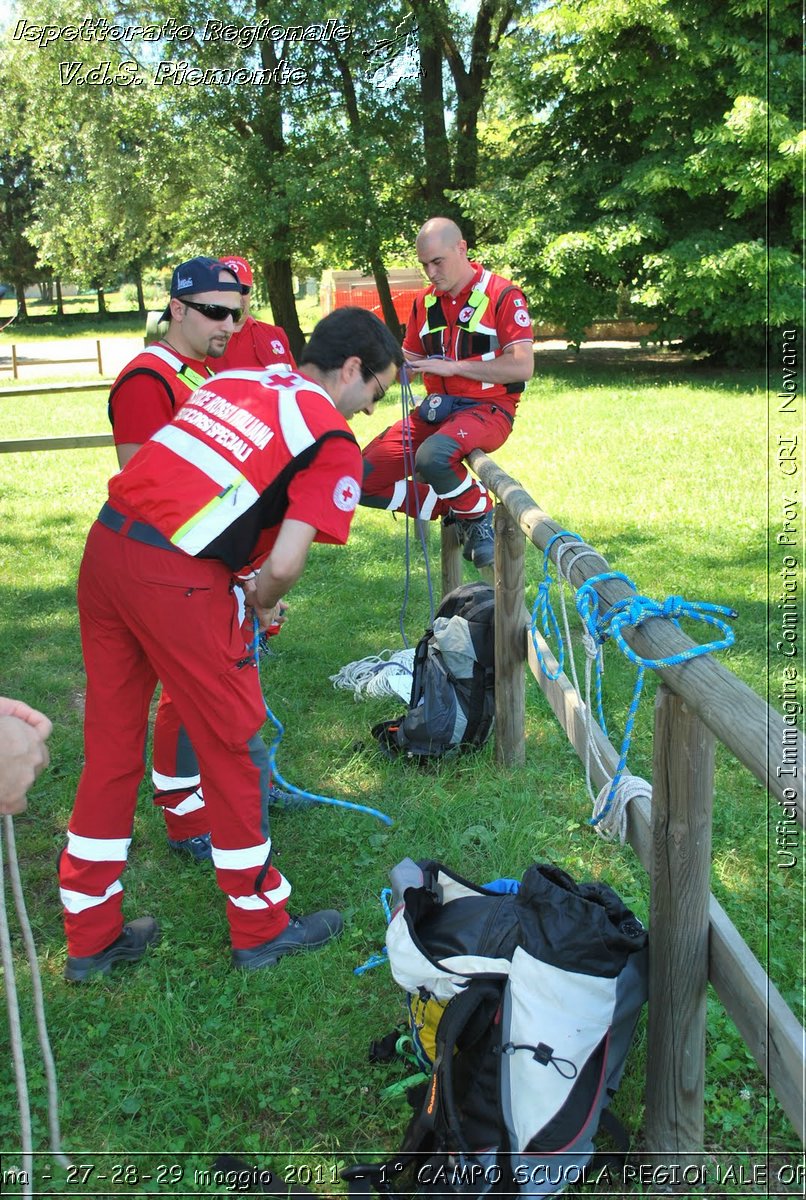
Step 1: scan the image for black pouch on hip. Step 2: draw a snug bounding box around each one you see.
[417,394,479,424]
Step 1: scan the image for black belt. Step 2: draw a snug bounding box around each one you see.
[97,502,181,553]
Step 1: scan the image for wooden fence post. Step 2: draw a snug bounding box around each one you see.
[493,502,526,765]
[95,339,103,375]
[440,520,463,597]
[11,344,18,380]
[645,684,715,1153]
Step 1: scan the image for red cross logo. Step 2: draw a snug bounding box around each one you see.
[333,475,360,512]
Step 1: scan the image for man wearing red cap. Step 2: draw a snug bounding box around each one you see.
[211,255,296,373]
[107,256,245,863]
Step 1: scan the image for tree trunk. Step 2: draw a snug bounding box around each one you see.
[327,42,404,341]
[14,277,28,319]
[253,13,305,357]
[369,250,404,340]
[96,284,107,315]
[134,265,146,315]
[409,0,454,211]
[55,278,64,317]
[263,255,305,358]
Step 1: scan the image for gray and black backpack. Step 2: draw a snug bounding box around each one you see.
[344,859,649,1197]
[373,583,495,760]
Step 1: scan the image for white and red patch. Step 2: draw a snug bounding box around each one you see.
[333,476,360,511]
[514,309,531,327]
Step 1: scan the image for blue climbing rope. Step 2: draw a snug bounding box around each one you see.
[353,887,394,975]
[398,364,436,646]
[532,539,737,829]
[573,576,737,825]
[250,618,393,826]
[530,530,583,680]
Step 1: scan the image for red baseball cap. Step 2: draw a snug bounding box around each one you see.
[220,255,253,291]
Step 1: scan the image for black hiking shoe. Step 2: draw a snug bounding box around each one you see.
[64,916,160,982]
[231,910,343,971]
[459,511,495,567]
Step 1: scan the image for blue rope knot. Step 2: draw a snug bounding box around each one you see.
[567,572,737,827]
[661,594,686,620]
[593,592,737,671]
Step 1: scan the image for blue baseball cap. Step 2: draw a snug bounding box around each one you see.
[160,256,241,321]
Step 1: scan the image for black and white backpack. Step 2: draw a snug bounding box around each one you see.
[373,584,495,760]
[344,859,648,1197]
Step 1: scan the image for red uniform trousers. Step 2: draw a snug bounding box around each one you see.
[59,520,290,957]
[152,587,254,840]
[360,403,513,519]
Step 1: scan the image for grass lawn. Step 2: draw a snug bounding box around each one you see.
[0,346,800,1194]
[0,292,321,345]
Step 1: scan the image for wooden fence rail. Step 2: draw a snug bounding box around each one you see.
[449,448,805,1148]
[0,340,104,379]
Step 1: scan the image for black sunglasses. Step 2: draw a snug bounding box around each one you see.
[363,363,387,402]
[182,298,243,323]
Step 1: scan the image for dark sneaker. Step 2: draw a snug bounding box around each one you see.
[231,910,343,971]
[64,916,160,982]
[267,787,296,806]
[167,832,213,864]
[459,511,495,567]
[267,785,306,809]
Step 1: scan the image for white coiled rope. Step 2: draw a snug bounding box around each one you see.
[330,649,416,702]
[1,815,71,1197]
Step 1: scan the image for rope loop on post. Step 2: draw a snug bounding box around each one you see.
[576,578,736,828]
[529,530,582,681]
[531,538,737,840]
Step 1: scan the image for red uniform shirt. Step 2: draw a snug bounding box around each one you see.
[404,263,532,412]
[109,366,362,573]
[108,343,212,445]
[209,317,295,374]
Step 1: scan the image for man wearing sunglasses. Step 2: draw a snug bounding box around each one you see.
[59,307,402,979]
[210,255,296,373]
[106,257,244,865]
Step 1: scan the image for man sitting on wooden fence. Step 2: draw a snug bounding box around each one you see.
[360,217,534,568]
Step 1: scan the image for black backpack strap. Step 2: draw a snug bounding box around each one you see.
[408,628,434,707]
[494,284,517,311]
[599,1105,631,1153]
[460,663,494,747]
[421,982,500,1149]
[108,367,177,428]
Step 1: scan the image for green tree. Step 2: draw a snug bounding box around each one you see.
[5,0,182,314]
[410,0,522,234]
[0,148,40,319]
[466,0,803,355]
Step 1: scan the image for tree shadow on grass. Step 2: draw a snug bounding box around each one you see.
[533,345,764,393]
